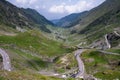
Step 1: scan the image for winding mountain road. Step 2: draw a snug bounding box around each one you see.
[105,34,111,49]
[74,49,86,78]
[114,31,120,37]
[98,50,120,55]
[0,48,11,71]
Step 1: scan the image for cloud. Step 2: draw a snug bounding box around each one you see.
[68,0,72,2]
[15,0,38,6]
[8,0,105,19]
[29,0,37,4]
[16,0,27,4]
[49,0,100,14]
[49,3,66,14]
[35,5,40,9]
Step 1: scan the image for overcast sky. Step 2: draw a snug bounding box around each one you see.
[8,0,105,20]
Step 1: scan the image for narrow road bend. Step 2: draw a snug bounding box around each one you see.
[74,49,86,78]
[114,31,120,37]
[105,34,111,49]
[0,48,11,71]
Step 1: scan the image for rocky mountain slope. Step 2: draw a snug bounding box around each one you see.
[0,0,120,80]
[62,0,120,48]
[0,0,53,33]
[72,0,120,30]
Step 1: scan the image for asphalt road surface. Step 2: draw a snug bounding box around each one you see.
[0,48,11,71]
[74,49,86,78]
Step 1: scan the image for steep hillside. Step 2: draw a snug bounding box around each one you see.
[22,8,54,26]
[78,0,120,46]
[0,0,53,33]
[65,0,120,47]
[0,30,73,78]
[0,0,120,80]
[53,11,88,28]
[73,0,120,31]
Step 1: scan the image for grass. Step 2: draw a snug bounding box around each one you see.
[83,23,119,44]
[0,29,74,78]
[9,48,50,70]
[57,49,120,79]
[0,70,79,80]
[0,76,5,80]
[0,24,17,33]
[0,29,74,79]
[0,47,51,71]
[54,52,77,73]
[0,30,72,57]
[81,49,120,79]
[0,70,62,80]
[94,70,120,80]
[106,49,120,54]
[66,23,120,46]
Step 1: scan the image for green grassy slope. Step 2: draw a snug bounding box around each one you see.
[82,50,120,79]
[0,70,62,80]
[7,48,49,71]
[0,30,73,71]
[0,30,72,57]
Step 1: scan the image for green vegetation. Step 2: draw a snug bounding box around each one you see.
[63,0,120,46]
[0,24,18,35]
[0,30,72,57]
[0,70,78,80]
[107,49,120,54]
[0,0,54,33]
[54,53,77,73]
[0,0,120,79]
[8,48,50,70]
[0,29,73,73]
[80,23,119,44]
[0,76,5,80]
[0,70,62,80]
[94,70,120,80]
[55,49,120,79]
[22,8,53,26]
[82,50,120,79]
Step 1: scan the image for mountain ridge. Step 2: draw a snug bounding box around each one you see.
[52,11,88,28]
[0,0,120,80]
[0,0,54,33]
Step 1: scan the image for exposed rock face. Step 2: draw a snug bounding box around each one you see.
[90,31,120,49]
[107,32,120,47]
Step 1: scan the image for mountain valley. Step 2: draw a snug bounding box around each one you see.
[0,0,120,80]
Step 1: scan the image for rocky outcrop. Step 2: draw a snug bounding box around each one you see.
[106,32,120,48]
[90,31,120,49]
[105,34,111,49]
